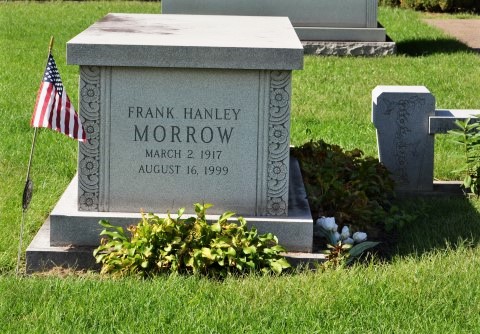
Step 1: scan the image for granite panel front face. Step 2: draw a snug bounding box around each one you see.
[109,68,259,214]
[68,14,303,216]
[82,67,291,215]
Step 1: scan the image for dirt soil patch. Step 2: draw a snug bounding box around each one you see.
[424,19,480,51]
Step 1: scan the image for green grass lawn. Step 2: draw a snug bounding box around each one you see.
[1,2,480,333]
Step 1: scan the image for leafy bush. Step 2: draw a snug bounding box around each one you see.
[292,140,413,236]
[443,0,479,11]
[448,119,480,196]
[387,0,479,12]
[379,0,401,7]
[93,203,290,278]
[422,0,442,11]
[438,0,454,10]
[400,0,424,10]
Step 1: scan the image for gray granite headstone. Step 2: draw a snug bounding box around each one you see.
[162,0,387,42]
[67,13,303,216]
[162,0,379,28]
[372,86,435,192]
[27,13,314,255]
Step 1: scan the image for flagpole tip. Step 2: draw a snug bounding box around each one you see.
[48,36,54,54]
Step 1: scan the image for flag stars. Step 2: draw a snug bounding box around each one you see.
[43,55,64,96]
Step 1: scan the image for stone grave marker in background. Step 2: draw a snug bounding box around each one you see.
[162,0,396,56]
[372,86,436,192]
[27,13,312,271]
[372,85,480,194]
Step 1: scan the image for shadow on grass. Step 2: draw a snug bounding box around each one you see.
[396,37,473,56]
[389,196,480,257]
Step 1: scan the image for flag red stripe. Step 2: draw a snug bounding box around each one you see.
[31,82,46,126]
[64,99,71,137]
[30,83,45,126]
[41,85,55,128]
[47,93,57,131]
[32,83,53,127]
[73,110,79,139]
[30,54,86,142]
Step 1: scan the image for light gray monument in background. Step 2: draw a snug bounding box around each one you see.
[372,85,479,193]
[27,13,313,271]
[372,86,436,192]
[162,0,395,56]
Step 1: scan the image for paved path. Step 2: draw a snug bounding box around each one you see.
[424,19,480,51]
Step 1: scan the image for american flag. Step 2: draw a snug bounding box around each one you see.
[31,53,86,141]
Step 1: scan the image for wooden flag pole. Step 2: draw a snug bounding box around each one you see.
[16,129,36,275]
[16,36,54,276]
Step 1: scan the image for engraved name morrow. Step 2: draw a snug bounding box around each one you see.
[78,66,101,211]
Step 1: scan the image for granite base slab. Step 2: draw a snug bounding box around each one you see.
[26,220,324,273]
[296,26,387,42]
[303,39,396,56]
[395,181,465,197]
[26,219,101,274]
[27,157,313,272]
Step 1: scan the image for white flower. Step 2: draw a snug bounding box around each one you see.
[340,226,350,240]
[343,238,354,245]
[316,217,337,232]
[333,232,341,244]
[353,232,368,243]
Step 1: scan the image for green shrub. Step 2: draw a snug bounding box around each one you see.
[385,0,479,12]
[438,0,454,10]
[292,140,413,236]
[400,0,424,10]
[453,0,477,11]
[423,0,442,11]
[93,203,290,278]
[379,0,401,6]
[461,0,477,8]
[448,119,480,196]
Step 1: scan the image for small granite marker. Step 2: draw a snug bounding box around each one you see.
[372,86,480,194]
[26,13,313,271]
[372,86,436,192]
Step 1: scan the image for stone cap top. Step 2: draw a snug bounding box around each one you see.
[67,13,304,70]
[372,85,432,98]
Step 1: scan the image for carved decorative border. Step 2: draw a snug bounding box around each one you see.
[78,66,101,211]
[266,71,290,216]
